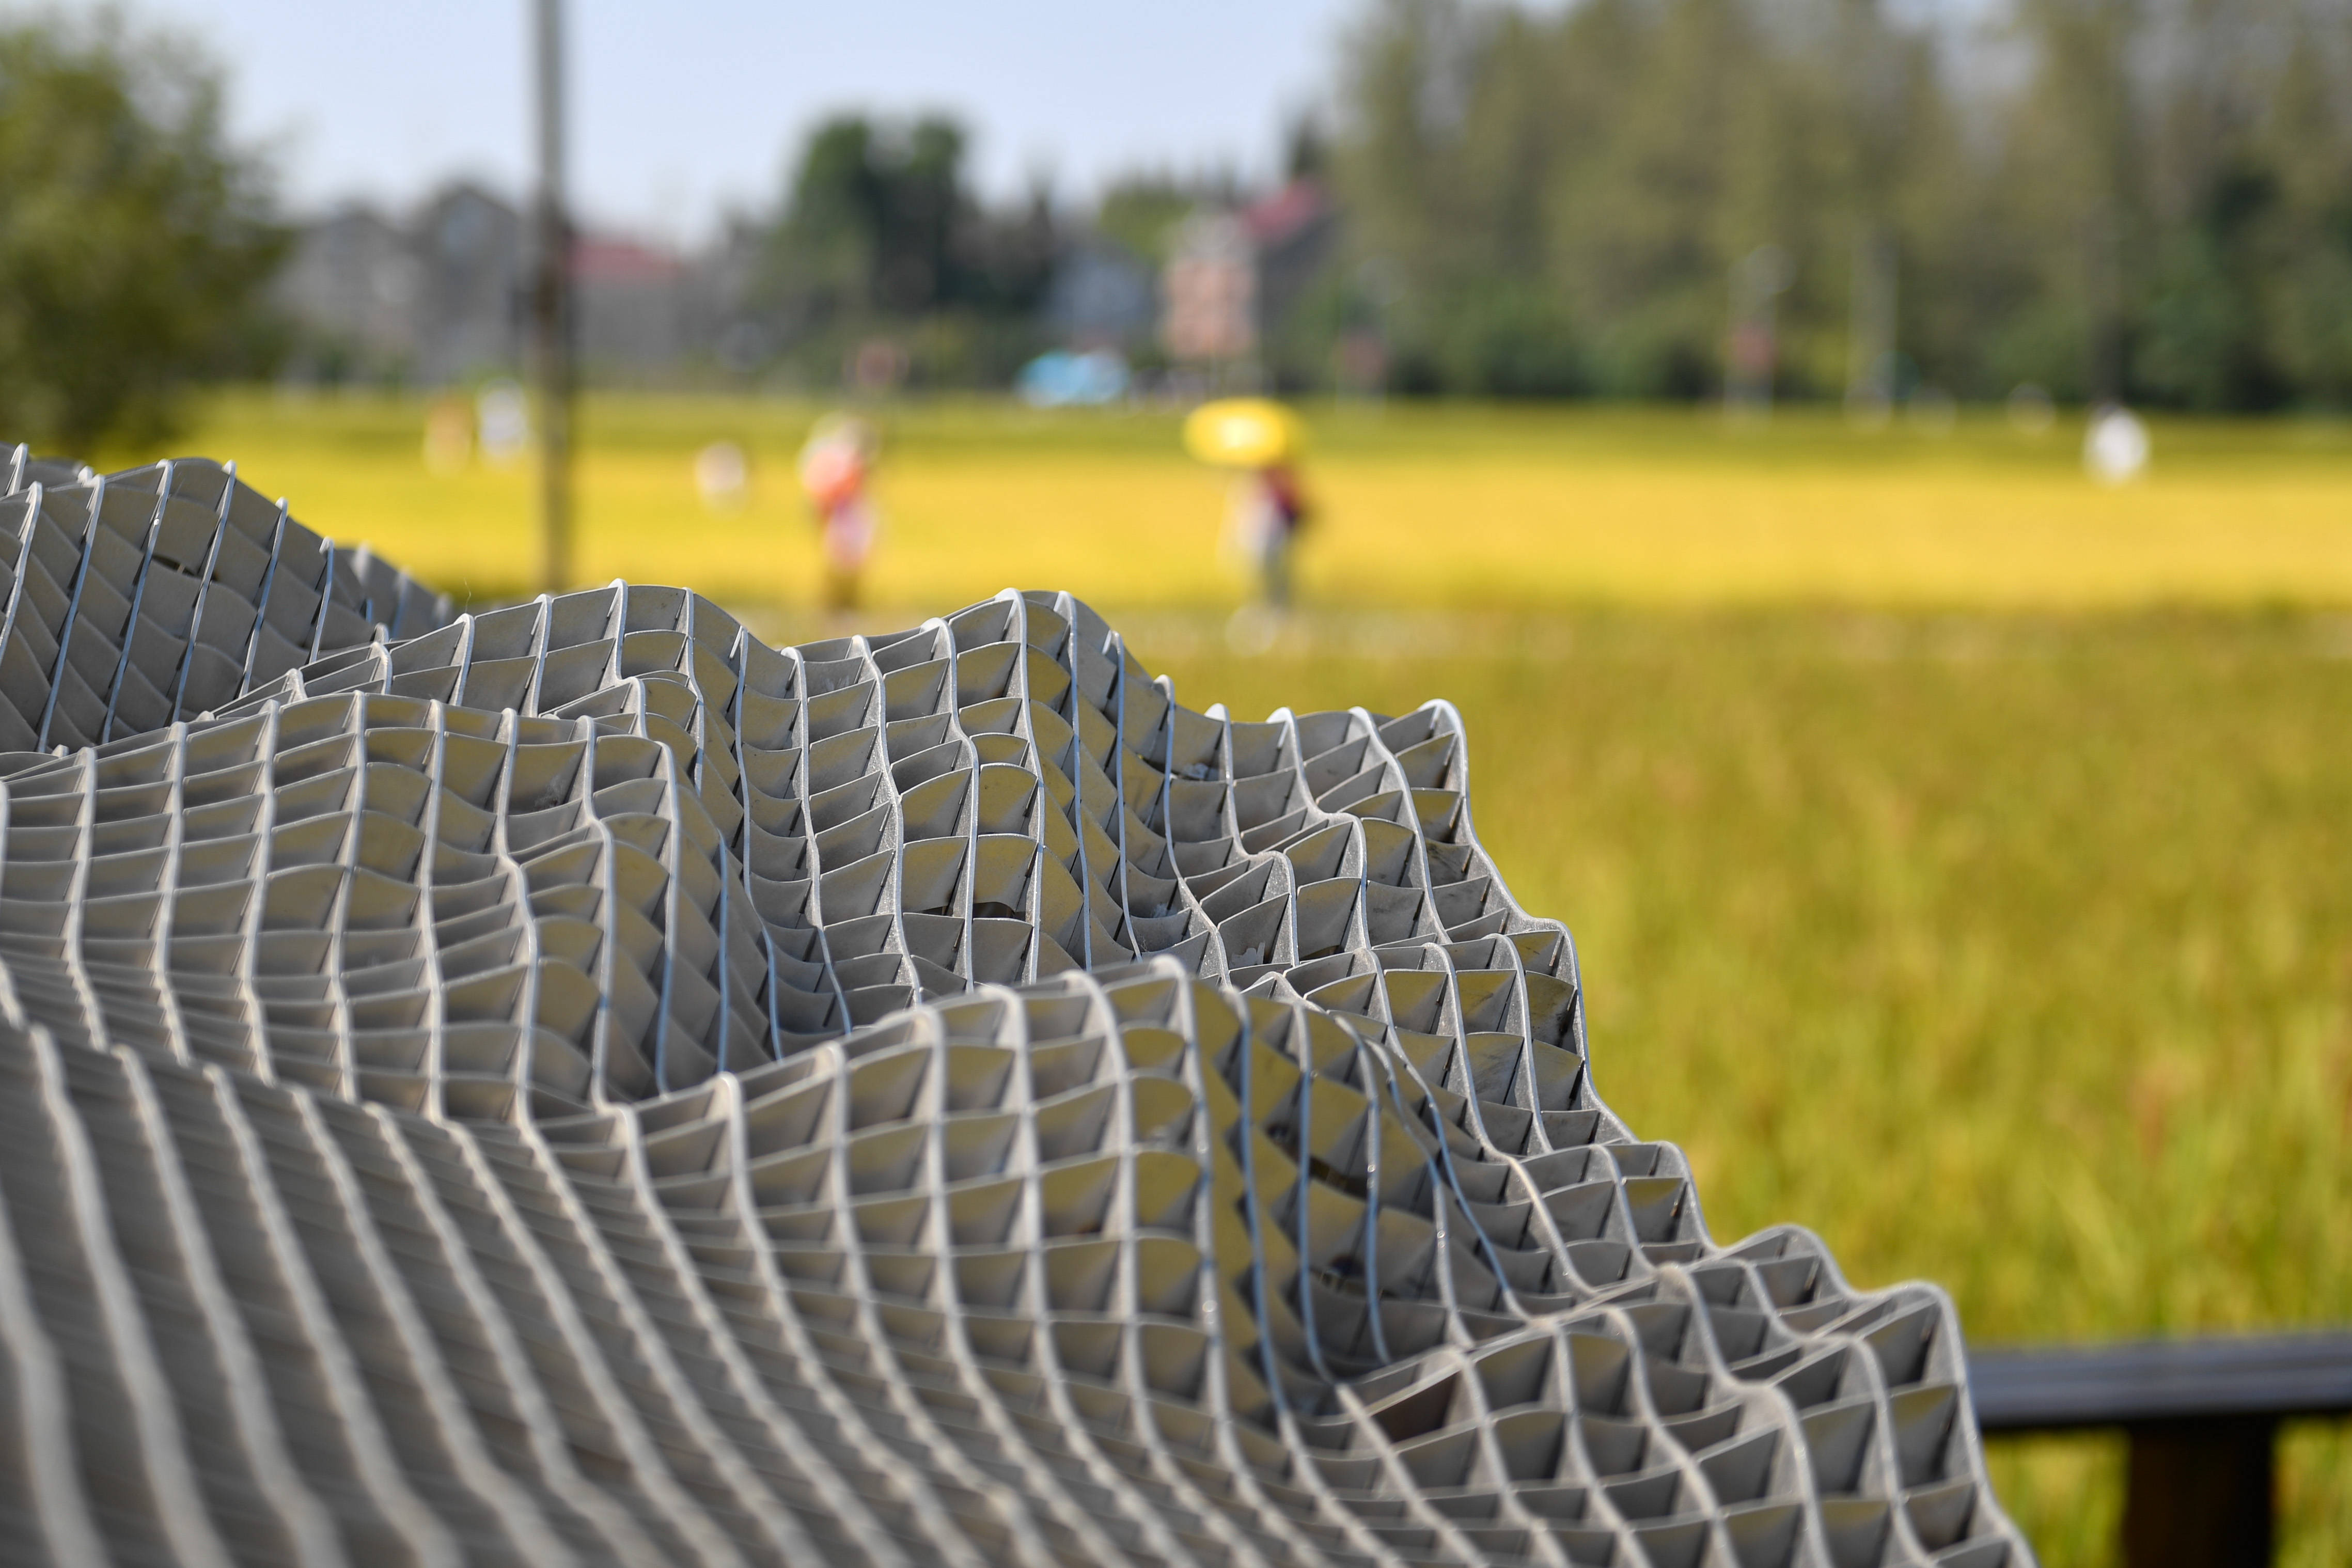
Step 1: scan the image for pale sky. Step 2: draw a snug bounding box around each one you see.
[36,0,1362,243]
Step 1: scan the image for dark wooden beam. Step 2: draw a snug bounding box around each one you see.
[1968,1331,2352,1430]
[2121,1417,2274,1568]
[1967,1331,2352,1568]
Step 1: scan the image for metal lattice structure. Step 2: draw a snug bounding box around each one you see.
[0,451,2030,1567]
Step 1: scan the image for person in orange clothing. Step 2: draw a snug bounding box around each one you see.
[797,414,881,615]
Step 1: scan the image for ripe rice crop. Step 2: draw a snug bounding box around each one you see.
[141,391,2352,615]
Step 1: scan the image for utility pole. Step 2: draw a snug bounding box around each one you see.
[530,0,572,594]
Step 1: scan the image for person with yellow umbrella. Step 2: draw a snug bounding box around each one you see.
[1184,398,1311,613]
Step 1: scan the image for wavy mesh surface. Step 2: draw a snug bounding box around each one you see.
[0,455,2030,1568]
[0,446,453,754]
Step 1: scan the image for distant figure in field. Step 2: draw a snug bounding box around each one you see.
[797,414,880,614]
[2083,402,2151,485]
[1231,462,1310,610]
[1183,398,1311,623]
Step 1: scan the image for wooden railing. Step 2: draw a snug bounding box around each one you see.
[1967,1331,2352,1568]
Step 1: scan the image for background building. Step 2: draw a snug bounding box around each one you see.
[277,182,727,387]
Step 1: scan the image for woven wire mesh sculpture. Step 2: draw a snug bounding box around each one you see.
[0,448,2031,1567]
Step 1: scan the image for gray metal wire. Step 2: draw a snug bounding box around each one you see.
[0,451,2031,1567]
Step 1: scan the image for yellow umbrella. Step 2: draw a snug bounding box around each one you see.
[1182,398,1303,468]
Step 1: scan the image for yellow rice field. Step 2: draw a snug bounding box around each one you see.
[123,390,2352,615]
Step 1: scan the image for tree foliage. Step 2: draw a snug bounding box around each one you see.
[1329,0,2352,407]
[1095,176,1218,269]
[0,18,286,451]
[755,113,1057,385]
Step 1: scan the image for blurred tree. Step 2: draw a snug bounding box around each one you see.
[1333,0,1897,400]
[1095,174,1228,268]
[770,117,889,324]
[1323,0,2352,409]
[2253,30,2352,406]
[756,112,1055,386]
[0,19,286,451]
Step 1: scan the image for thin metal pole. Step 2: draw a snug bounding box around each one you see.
[531,0,572,594]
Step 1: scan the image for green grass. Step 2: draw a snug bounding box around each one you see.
[105,394,2352,1562]
[1123,607,2352,1568]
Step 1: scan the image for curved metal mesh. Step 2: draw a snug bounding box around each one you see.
[0,454,2029,1567]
